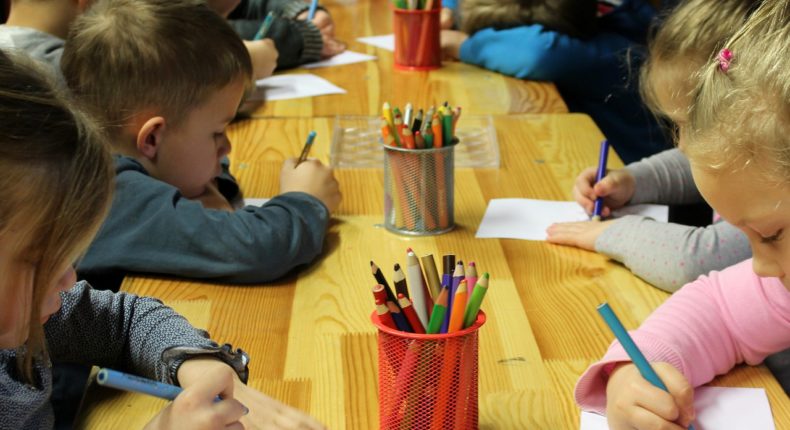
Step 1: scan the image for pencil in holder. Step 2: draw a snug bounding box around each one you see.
[383,144,454,235]
[371,310,485,430]
[392,4,441,71]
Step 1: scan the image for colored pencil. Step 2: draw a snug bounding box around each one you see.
[406,251,432,326]
[466,261,478,295]
[393,263,409,299]
[447,279,468,333]
[398,294,426,334]
[420,254,442,299]
[463,272,488,328]
[426,286,448,334]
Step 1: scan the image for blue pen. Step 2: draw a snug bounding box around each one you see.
[307,0,319,20]
[253,12,275,41]
[591,140,610,221]
[97,368,224,403]
[296,130,317,166]
[597,304,696,430]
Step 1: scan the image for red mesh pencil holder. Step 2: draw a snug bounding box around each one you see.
[371,310,486,429]
[392,5,441,71]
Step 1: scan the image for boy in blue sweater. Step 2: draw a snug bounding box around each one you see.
[62,0,341,291]
[441,0,669,163]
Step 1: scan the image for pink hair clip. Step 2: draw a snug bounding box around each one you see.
[718,48,733,73]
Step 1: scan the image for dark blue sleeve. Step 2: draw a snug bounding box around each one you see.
[599,0,656,43]
[78,170,330,285]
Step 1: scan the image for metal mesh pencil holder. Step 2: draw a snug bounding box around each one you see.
[383,144,454,235]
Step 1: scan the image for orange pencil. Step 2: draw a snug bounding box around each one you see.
[402,127,416,149]
[431,112,443,148]
[447,279,468,333]
[398,293,426,334]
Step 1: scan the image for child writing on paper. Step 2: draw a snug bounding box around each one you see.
[207,0,346,70]
[61,0,341,291]
[0,49,324,430]
[439,0,670,164]
[575,1,790,428]
[545,0,758,293]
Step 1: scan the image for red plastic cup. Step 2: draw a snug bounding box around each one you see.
[371,310,485,429]
[392,6,442,71]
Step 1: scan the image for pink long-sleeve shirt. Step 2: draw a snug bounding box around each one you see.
[575,259,790,414]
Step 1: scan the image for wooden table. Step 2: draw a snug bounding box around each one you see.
[76,115,790,429]
[251,0,567,117]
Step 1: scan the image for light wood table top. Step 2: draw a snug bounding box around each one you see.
[250,0,567,117]
[76,114,790,429]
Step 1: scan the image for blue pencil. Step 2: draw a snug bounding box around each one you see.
[307,0,319,20]
[597,303,696,430]
[253,12,275,41]
[591,140,610,220]
[296,130,317,166]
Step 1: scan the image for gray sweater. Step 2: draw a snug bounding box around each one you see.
[227,0,324,69]
[0,282,221,430]
[595,148,752,292]
[0,25,64,84]
[77,155,330,291]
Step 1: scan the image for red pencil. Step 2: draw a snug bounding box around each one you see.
[375,298,396,329]
[397,293,426,334]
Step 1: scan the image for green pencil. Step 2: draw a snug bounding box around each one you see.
[463,272,489,328]
[426,286,449,334]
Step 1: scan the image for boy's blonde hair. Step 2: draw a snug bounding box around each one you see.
[459,0,597,39]
[684,0,790,180]
[61,0,253,144]
[0,50,113,382]
[640,0,761,118]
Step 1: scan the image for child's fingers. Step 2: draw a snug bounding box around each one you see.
[210,398,248,425]
[626,407,687,430]
[659,367,696,426]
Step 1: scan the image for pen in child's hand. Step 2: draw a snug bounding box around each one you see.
[591,140,610,221]
[97,368,225,404]
[597,304,696,430]
[307,0,319,20]
[296,130,317,167]
[253,12,275,41]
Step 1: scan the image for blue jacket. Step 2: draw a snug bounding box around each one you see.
[78,155,330,290]
[450,0,669,163]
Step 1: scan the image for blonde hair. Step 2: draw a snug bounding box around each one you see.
[0,50,113,383]
[640,0,761,118]
[684,0,790,180]
[61,0,253,144]
[459,0,597,38]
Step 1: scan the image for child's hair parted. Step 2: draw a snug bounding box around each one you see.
[61,0,253,144]
[459,0,597,39]
[640,0,763,119]
[0,49,113,382]
[684,0,790,179]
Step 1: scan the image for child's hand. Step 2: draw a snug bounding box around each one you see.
[297,9,347,58]
[280,158,342,213]
[320,36,347,59]
[243,39,279,80]
[145,361,247,430]
[606,362,696,430]
[440,7,454,29]
[573,166,635,217]
[545,219,615,251]
[441,30,468,60]
[195,179,234,211]
[234,381,326,429]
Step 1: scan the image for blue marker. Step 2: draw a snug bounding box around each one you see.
[591,140,610,221]
[307,0,319,20]
[597,303,696,430]
[296,130,317,166]
[253,12,275,41]
[97,368,223,403]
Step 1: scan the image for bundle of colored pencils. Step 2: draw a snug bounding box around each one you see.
[381,102,460,150]
[392,0,438,11]
[371,248,489,334]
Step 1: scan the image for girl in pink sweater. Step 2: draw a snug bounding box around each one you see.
[574,0,790,428]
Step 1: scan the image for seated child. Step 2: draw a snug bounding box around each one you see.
[440,0,670,163]
[0,48,324,429]
[546,0,757,292]
[207,0,346,70]
[575,1,790,428]
[0,0,92,83]
[61,0,342,291]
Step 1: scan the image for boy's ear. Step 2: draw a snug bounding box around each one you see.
[136,117,167,161]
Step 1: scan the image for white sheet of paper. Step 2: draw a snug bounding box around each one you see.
[255,74,346,101]
[474,198,668,241]
[244,198,270,207]
[356,34,395,51]
[302,51,377,69]
[580,386,775,430]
